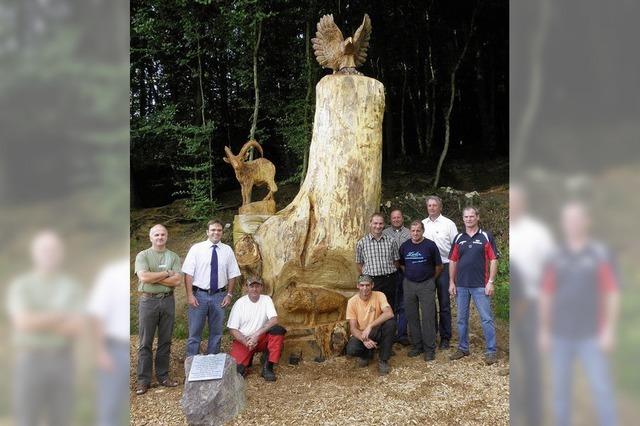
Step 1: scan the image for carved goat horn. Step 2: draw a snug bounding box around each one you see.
[238,139,264,160]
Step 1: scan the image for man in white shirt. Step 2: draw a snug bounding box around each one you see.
[422,195,459,349]
[227,276,286,381]
[183,219,241,357]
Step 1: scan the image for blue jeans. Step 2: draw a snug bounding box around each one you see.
[456,287,496,354]
[97,339,129,426]
[551,337,617,426]
[187,290,225,357]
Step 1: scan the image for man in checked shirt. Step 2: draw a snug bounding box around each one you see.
[356,213,400,314]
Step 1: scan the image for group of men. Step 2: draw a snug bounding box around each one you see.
[134,220,285,395]
[352,195,500,375]
[134,196,500,392]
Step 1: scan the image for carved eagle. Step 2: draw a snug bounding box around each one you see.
[311,14,372,75]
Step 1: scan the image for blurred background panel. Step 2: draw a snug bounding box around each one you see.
[0,0,129,424]
[511,0,639,425]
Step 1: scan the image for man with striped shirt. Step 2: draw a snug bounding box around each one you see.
[356,213,400,311]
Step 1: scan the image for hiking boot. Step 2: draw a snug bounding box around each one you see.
[378,360,390,376]
[135,383,149,395]
[357,357,369,368]
[484,353,497,365]
[408,348,424,357]
[439,339,450,350]
[261,362,276,381]
[236,364,247,377]
[424,352,436,362]
[449,349,470,361]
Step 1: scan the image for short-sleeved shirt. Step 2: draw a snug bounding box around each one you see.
[346,291,390,331]
[135,248,181,293]
[6,272,82,349]
[182,240,241,290]
[422,214,459,264]
[227,295,277,336]
[399,238,442,282]
[448,228,499,287]
[382,226,411,250]
[87,258,130,342]
[542,242,619,339]
[355,233,400,276]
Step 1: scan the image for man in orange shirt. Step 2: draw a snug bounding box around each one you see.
[345,274,396,375]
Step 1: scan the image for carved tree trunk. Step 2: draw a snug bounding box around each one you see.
[254,74,385,326]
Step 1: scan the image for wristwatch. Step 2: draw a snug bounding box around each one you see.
[226,292,233,298]
[487,279,494,284]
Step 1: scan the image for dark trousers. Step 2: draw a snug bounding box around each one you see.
[394,271,408,340]
[14,348,73,426]
[137,293,175,385]
[404,277,437,354]
[435,263,452,340]
[346,318,397,362]
[372,272,396,312]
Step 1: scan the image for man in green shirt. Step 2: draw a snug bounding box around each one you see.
[7,230,82,426]
[134,224,182,395]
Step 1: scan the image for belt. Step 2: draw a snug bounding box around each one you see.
[372,272,397,278]
[193,286,225,295]
[141,291,173,299]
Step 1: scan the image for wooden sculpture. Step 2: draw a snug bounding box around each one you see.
[223,139,278,207]
[311,14,372,75]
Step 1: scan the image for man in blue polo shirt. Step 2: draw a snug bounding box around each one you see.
[399,221,442,361]
[448,206,499,365]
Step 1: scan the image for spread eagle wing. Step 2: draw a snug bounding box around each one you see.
[311,14,344,71]
[352,14,372,67]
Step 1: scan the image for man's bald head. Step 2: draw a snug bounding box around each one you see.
[31,230,65,272]
[149,224,169,249]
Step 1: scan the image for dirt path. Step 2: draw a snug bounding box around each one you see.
[130,316,509,426]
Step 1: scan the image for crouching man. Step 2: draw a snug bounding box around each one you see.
[227,276,286,381]
[346,274,397,375]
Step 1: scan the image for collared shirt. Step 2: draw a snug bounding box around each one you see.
[87,258,130,342]
[448,228,499,287]
[541,241,618,339]
[382,225,411,249]
[422,214,459,264]
[355,233,400,276]
[182,240,241,290]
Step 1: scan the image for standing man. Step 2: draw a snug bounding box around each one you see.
[134,224,182,395]
[356,213,400,311]
[345,275,396,375]
[399,221,443,361]
[227,276,286,381]
[382,208,411,345]
[539,201,619,426]
[183,219,241,357]
[422,195,458,349]
[448,207,500,365]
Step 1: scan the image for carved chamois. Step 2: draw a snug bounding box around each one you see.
[223,140,278,206]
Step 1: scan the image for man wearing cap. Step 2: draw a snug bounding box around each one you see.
[134,224,182,395]
[183,219,241,357]
[345,275,396,375]
[227,276,286,381]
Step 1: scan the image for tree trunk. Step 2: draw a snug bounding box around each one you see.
[248,17,262,161]
[254,74,384,306]
[301,17,313,185]
[197,37,214,209]
[433,5,478,188]
[252,74,384,360]
[400,62,407,156]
